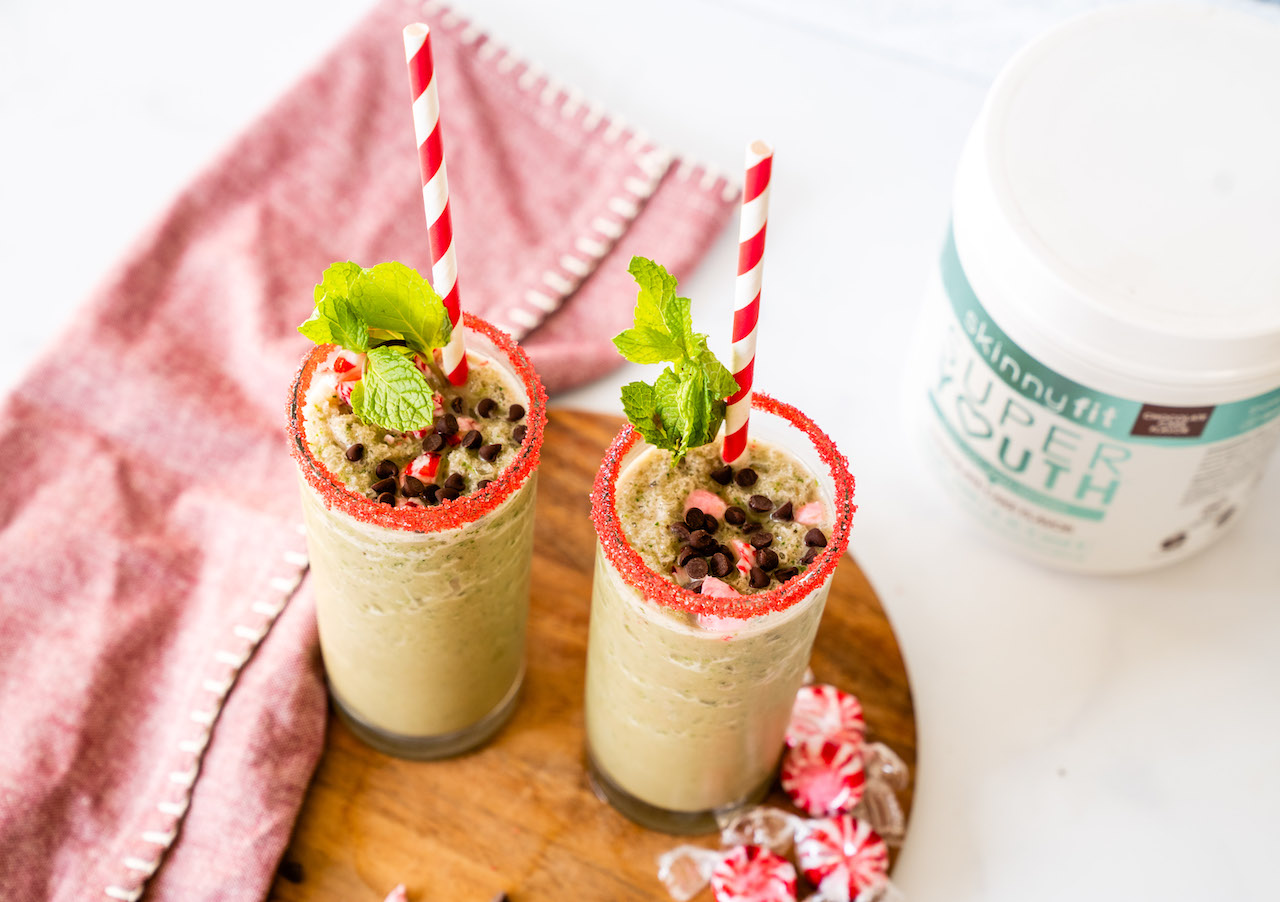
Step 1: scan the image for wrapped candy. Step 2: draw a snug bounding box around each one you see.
[659,846,725,902]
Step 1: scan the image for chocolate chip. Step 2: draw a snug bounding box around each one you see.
[422,484,440,505]
[402,476,426,498]
[476,398,498,418]
[670,522,691,542]
[507,404,526,422]
[804,528,828,547]
[444,473,465,492]
[450,396,464,414]
[478,479,493,490]
[685,557,709,580]
[716,543,735,559]
[685,578,704,594]
[684,508,706,531]
[801,547,820,565]
[513,424,528,444]
[490,893,509,902]
[689,529,717,552]
[724,506,747,527]
[734,467,758,487]
[703,515,719,534]
[676,545,699,567]
[749,531,774,549]
[278,860,304,884]
[377,492,396,506]
[440,486,460,502]
[748,494,773,513]
[423,433,446,454]
[375,459,398,480]
[774,567,799,583]
[771,501,793,521]
[371,477,398,496]
[757,548,779,571]
[710,552,731,578]
[461,429,482,450]
[479,443,503,462]
[439,413,459,436]
[749,566,769,589]
[344,443,365,462]
[710,464,733,485]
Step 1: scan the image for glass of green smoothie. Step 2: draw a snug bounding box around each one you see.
[288,262,546,760]
[584,259,855,833]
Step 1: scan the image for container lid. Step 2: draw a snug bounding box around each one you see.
[953,3,1280,394]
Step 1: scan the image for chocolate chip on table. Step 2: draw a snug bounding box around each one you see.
[344,443,365,462]
[513,424,528,444]
[440,486,461,502]
[438,413,459,436]
[444,473,466,492]
[507,404,526,422]
[402,476,426,498]
[748,494,773,513]
[670,522,691,542]
[450,396,464,414]
[801,546,820,565]
[371,477,398,496]
[478,479,493,490]
[710,464,733,485]
[685,557,709,580]
[757,548,779,571]
[423,433,446,454]
[377,492,396,506]
[774,567,799,583]
[749,566,770,589]
[375,459,398,480]
[461,429,483,450]
[734,467,758,488]
[689,529,717,552]
[479,443,503,462]
[804,528,828,547]
[771,501,793,521]
[710,552,732,578]
[749,531,774,549]
[476,398,498,418]
[724,506,747,527]
[685,578,704,594]
[702,515,719,534]
[422,484,441,505]
[684,508,706,531]
[278,860,304,884]
[676,545,699,567]
[491,894,510,902]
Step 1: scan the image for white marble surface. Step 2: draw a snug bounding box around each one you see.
[3,1,1278,899]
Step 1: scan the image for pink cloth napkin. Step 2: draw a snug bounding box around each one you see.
[0,2,736,899]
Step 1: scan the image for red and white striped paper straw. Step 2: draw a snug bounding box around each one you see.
[722,140,773,464]
[404,23,468,386]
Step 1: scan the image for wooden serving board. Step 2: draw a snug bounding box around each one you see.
[271,410,916,902]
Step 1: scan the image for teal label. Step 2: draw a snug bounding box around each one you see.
[930,228,1280,523]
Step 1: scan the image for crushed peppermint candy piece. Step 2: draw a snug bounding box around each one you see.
[786,684,866,748]
[794,501,826,526]
[794,816,888,902]
[383,884,409,902]
[781,739,866,817]
[709,844,797,902]
[699,576,741,598]
[685,488,728,520]
[730,537,757,575]
[405,453,441,483]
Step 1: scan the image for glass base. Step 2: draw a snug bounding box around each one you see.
[330,669,523,760]
[586,749,775,835]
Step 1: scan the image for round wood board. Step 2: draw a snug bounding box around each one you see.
[272,410,916,901]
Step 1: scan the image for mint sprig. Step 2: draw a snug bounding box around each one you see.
[614,257,738,461]
[298,261,453,432]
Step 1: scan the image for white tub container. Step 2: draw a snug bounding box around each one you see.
[918,3,1280,573]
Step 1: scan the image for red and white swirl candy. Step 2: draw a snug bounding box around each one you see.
[709,844,797,902]
[780,739,866,817]
[794,815,888,902]
[786,684,865,748]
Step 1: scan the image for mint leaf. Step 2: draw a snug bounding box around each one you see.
[314,261,361,305]
[353,346,435,432]
[701,350,740,401]
[620,381,666,447]
[349,262,451,357]
[613,327,682,364]
[628,257,676,333]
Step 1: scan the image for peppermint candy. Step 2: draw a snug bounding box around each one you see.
[794,816,888,902]
[786,684,865,748]
[780,739,865,817]
[709,845,797,902]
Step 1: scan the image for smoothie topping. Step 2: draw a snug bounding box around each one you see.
[344,443,365,462]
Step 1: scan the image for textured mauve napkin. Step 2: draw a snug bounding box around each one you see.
[0,1,735,899]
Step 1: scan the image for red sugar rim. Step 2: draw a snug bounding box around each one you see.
[288,312,547,532]
[590,392,856,620]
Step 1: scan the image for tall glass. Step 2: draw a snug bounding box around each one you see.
[288,315,545,759]
[585,394,855,833]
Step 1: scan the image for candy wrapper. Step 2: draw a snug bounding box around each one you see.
[657,684,909,902]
